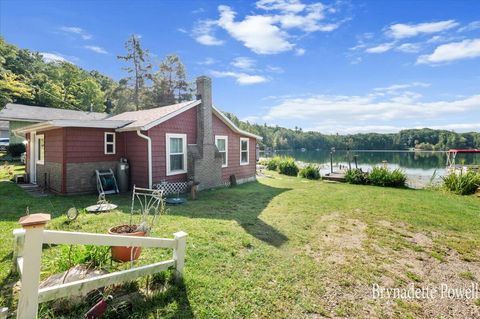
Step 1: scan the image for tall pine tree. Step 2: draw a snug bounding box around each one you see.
[117,35,152,111]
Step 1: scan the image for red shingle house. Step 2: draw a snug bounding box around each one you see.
[12,76,261,194]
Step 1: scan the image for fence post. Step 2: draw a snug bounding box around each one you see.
[16,213,50,319]
[173,231,188,279]
[12,229,25,272]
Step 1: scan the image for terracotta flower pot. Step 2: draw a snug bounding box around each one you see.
[108,224,146,262]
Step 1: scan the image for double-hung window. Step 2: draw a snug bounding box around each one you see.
[104,132,116,155]
[166,133,187,175]
[240,137,249,165]
[36,134,45,165]
[215,135,228,167]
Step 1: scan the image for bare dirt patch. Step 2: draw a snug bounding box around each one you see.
[307,213,368,265]
[304,216,480,318]
[323,218,367,250]
[373,221,480,318]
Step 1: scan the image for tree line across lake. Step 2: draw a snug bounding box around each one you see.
[224,113,480,151]
[1,37,478,151]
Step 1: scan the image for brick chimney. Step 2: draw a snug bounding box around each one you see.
[187,76,223,190]
[196,76,214,149]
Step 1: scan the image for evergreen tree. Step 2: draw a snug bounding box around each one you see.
[147,54,192,107]
[117,34,152,110]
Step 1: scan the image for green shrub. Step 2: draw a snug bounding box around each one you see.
[345,168,368,185]
[299,164,320,180]
[368,166,406,188]
[277,156,299,176]
[388,169,408,187]
[257,158,270,166]
[442,171,480,195]
[266,156,281,171]
[7,143,26,157]
[58,245,111,271]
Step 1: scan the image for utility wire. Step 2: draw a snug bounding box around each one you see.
[29,84,87,112]
[9,67,88,112]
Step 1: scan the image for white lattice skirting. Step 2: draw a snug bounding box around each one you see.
[153,182,189,195]
[153,176,256,194]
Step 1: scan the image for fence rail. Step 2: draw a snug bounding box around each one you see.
[9,213,187,319]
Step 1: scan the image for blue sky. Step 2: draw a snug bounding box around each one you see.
[1,0,479,134]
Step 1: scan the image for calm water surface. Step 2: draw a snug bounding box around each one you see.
[262,150,480,186]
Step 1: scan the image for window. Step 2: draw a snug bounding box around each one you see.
[36,134,44,165]
[240,137,249,165]
[215,136,228,167]
[104,132,116,155]
[166,133,187,175]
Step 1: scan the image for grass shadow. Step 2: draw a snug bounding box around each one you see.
[170,181,291,247]
[0,269,19,312]
[101,272,193,319]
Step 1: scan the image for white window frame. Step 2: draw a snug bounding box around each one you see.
[35,134,45,165]
[104,132,116,155]
[166,133,187,176]
[240,137,249,166]
[215,135,228,168]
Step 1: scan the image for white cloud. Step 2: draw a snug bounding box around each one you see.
[387,20,459,39]
[40,52,70,63]
[197,34,224,46]
[242,115,262,123]
[218,5,293,54]
[198,57,217,65]
[192,8,205,14]
[59,26,92,40]
[194,1,344,55]
[266,65,284,73]
[417,38,480,64]
[396,42,422,53]
[373,82,430,93]
[305,124,405,134]
[428,123,480,131]
[304,123,480,134]
[210,70,269,85]
[231,57,256,69]
[294,48,306,56]
[365,43,394,54]
[263,93,480,122]
[84,45,108,54]
[458,21,480,33]
[256,0,306,13]
[251,83,480,134]
[193,20,224,46]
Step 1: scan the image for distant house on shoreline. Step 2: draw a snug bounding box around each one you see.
[1,76,261,194]
[0,103,108,144]
[0,121,8,139]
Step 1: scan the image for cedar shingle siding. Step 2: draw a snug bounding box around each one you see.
[19,77,259,194]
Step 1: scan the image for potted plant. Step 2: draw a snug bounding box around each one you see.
[108,187,167,262]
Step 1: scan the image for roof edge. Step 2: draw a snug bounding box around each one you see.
[13,119,131,134]
[116,100,201,132]
[212,106,263,140]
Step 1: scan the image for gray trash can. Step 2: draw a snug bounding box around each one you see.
[117,158,129,193]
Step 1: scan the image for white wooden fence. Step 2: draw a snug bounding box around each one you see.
[9,213,187,319]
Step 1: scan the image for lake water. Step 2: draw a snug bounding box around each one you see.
[261,150,480,188]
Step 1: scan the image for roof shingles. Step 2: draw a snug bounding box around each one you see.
[108,100,199,130]
[0,103,109,122]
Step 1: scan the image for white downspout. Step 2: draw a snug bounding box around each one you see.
[136,129,152,188]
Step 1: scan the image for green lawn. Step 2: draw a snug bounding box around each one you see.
[0,161,24,180]
[1,170,480,318]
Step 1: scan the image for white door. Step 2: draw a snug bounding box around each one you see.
[30,132,36,184]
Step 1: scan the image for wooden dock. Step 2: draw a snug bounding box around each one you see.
[322,172,346,182]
